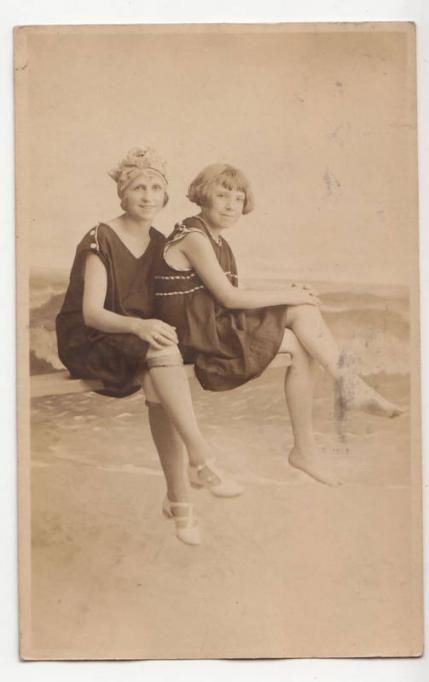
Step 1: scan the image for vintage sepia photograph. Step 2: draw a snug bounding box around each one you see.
[15,22,422,660]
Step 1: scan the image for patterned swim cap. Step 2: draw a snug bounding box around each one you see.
[109,147,168,198]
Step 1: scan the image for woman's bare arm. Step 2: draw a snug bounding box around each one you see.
[180,233,319,309]
[82,254,178,348]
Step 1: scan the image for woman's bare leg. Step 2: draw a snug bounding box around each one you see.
[144,345,230,490]
[285,304,402,417]
[143,373,201,543]
[141,372,189,503]
[148,364,243,495]
[280,330,341,486]
[147,365,215,469]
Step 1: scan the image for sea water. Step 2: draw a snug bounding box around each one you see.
[29,270,410,378]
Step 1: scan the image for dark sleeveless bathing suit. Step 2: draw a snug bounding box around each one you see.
[56,222,166,396]
[153,216,288,391]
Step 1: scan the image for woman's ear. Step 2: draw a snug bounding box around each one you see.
[120,195,129,212]
[163,191,169,207]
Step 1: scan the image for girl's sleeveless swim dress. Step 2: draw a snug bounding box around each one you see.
[153,216,289,391]
[56,222,166,397]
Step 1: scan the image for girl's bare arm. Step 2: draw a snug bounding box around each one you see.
[180,233,319,309]
[82,254,177,348]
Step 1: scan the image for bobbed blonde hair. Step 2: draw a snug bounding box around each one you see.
[187,163,255,215]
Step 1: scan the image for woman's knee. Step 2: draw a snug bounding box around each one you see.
[146,343,184,369]
[140,371,160,404]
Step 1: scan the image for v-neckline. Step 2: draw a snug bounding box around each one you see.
[102,223,155,260]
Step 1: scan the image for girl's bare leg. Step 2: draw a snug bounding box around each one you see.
[280,330,341,486]
[285,304,403,418]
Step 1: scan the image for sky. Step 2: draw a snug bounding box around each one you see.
[17,23,417,285]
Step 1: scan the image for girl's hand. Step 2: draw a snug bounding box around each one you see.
[289,282,319,297]
[130,318,178,349]
[285,287,320,306]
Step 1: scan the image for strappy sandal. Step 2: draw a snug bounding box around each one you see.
[162,497,201,545]
[188,462,244,498]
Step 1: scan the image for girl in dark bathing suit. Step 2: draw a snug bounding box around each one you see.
[151,162,403,492]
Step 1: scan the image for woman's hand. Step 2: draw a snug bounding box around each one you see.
[130,318,178,350]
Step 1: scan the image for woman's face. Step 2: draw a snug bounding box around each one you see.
[123,171,166,221]
[201,183,245,231]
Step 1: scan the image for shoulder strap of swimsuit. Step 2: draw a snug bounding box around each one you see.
[165,218,210,250]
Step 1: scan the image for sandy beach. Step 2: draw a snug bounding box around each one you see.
[26,362,421,659]
[22,277,423,658]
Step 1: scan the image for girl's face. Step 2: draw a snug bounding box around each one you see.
[201,183,245,231]
[123,171,166,221]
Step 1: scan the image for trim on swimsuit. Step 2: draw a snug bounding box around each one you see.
[154,285,206,296]
[94,223,101,251]
[154,271,237,281]
[162,224,208,273]
[154,272,199,281]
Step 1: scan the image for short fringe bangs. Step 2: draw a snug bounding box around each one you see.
[187,163,255,214]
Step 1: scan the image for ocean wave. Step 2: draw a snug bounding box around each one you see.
[30,273,68,310]
[340,332,409,376]
[29,278,410,376]
[31,327,64,372]
[321,301,409,324]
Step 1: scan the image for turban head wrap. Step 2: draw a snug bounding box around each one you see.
[109,147,168,199]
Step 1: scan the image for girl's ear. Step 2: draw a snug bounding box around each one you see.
[203,192,213,209]
[163,191,169,207]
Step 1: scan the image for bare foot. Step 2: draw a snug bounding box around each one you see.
[338,376,404,418]
[289,446,342,487]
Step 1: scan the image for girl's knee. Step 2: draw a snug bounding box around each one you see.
[280,328,300,354]
[287,303,320,325]
[280,328,310,364]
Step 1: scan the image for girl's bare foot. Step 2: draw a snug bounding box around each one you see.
[338,376,404,418]
[288,446,342,487]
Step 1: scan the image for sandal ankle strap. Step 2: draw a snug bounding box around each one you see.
[168,500,193,509]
